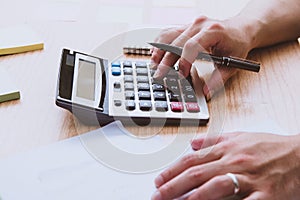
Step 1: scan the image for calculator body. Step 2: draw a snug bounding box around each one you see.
[56,49,209,126]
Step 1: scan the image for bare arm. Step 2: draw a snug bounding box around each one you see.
[236,0,300,49]
[151,0,300,100]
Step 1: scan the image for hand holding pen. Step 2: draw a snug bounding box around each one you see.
[150,17,261,100]
[149,42,260,73]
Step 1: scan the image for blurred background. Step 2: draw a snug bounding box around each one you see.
[0,0,250,26]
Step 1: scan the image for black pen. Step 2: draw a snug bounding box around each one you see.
[149,42,260,73]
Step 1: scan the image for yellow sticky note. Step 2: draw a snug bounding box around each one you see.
[0,25,44,55]
[0,69,21,103]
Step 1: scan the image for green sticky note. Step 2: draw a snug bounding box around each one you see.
[0,68,21,103]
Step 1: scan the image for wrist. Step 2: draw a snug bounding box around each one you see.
[226,14,264,51]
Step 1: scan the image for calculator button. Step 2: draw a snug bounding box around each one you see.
[170,102,184,112]
[166,77,178,86]
[125,91,135,100]
[139,100,152,111]
[114,82,121,89]
[135,62,147,68]
[138,91,151,100]
[155,101,168,112]
[114,82,121,92]
[182,85,194,94]
[153,92,166,101]
[124,75,134,83]
[114,100,122,107]
[111,62,121,68]
[184,93,197,102]
[186,102,200,113]
[125,100,136,111]
[152,84,165,92]
[137,83,150,91]
[111,67,121,76]
[137,76,149,83]
[124,83,134,91]
[123,61,132,68]
[168,85,180,93]
[123,68,133,75]
[136,68,148,76]
[169,92,182,102]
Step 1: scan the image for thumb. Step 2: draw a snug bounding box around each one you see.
[203,66,237,100]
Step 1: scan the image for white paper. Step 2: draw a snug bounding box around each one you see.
[0,121,194,200]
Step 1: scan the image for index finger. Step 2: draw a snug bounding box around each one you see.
[151,27,185,66]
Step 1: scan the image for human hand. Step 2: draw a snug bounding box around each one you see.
[152,132,300,200]
[151,16,253,100]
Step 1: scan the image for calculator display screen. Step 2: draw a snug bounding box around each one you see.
[76,59,96,101]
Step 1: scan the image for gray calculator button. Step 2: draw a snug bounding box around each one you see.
[137,76,149,83]
[152,83,165,91]
[135,62,147,68]
[153,92,166,101]
[136,68,148,75]
[168,85,180,93]
[184,93,197,102]
[125,100,136,111]
[124,83,134,90]
[137,83,150,91]
[169,92,182,102]
[124,75,134,83]
[125,91,135,100]
[139,100,152,111]
[123,68,133,75]
[138,91,151,100]
[114,100,122,107]
[182,85,194,94]
[155,101,168,112]
[114,82,121,89]
[123,61,132,68]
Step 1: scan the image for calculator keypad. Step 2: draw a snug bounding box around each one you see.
[109,60,208,121]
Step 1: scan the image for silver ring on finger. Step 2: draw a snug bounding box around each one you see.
[226,173,240,195]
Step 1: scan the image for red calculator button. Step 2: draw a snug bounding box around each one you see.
[170,102,184,112]
[185,102,200,113]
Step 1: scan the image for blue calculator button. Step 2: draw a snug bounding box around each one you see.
[111,62,121,68]
[112,67,121,76]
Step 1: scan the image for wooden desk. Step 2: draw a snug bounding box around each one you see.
[1,0,300,160]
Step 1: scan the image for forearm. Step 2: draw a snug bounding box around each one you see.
[232,0,300,50]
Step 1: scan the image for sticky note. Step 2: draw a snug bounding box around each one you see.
[0,25,44,55]
[0,69,20,103]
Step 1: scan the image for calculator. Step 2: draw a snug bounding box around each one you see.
[56,49,209,126]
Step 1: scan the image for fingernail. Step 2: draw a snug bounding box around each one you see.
[152,190,162,200]
[154,175,164,188]
[150,60,157,69]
